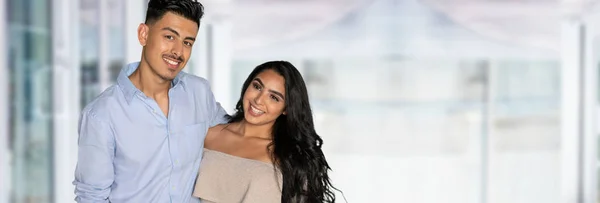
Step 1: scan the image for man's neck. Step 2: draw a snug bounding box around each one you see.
[129,64,171,99]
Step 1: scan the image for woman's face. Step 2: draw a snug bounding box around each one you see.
[242,69,287,126]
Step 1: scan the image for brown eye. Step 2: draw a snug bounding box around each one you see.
[270,95,280,102]
[253,83,261,90]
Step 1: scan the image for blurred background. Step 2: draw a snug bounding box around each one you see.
[1,0,600,202]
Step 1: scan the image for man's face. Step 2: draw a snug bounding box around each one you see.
[138,12,198,81]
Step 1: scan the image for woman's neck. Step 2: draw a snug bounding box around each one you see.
[235,120,273,140]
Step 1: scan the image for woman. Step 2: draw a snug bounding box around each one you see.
[193,61,338,202]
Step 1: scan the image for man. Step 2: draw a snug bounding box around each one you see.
[73,0,227,202]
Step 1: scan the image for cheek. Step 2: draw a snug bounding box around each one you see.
[243,89,256,99]
[148,43,165,57]
[148,35,162,47]
[268,103,286,115]
[183,48,192,57]
[150,37,168,49]
[242,92,251,106]
[242,96,249,106]
[160,41,171,52]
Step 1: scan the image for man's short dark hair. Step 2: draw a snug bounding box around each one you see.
[145,0,204,28]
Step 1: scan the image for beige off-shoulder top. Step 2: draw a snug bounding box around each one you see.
[193,149,282,203]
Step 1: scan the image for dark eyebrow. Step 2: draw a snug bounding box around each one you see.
[254,78,285,100]
[161,27,196,41]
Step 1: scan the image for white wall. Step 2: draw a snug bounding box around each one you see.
[52,0,81,202]
[124,0,145,64]
[560,19,587,203]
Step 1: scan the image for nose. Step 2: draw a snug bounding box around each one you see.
[172,43,183,58]
[254,92,266,105]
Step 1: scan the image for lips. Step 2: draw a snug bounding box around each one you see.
[163,57,181,69]
[248,104,265,117]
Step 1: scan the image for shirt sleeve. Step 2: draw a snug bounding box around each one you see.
[73,110,115,203]
[208,90,229,127]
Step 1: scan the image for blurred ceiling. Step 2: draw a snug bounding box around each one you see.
[421,0,599,53]
[202,0,599,59]
[83,0,600,59]
[202,0,373,51]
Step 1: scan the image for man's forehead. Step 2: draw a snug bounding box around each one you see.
[152,13,198,31]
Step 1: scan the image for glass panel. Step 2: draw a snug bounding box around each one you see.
[80,0,125,107]
[107,0,125,81]
[489,60,560,203]
[7,0,53,202]
[308,59,484,202]
[80,0,100,107]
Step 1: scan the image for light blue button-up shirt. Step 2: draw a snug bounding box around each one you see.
[74,62,228,203]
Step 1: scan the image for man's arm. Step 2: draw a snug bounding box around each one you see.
[73,111,115,203]
[205,85,229,127]
[208,94,229,127]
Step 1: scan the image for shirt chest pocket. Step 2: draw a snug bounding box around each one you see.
[179,122,209,163]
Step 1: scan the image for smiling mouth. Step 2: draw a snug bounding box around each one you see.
[249,104,265,115]
[163,57,181,69]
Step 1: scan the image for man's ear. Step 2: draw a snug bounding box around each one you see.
[138,23,149,46]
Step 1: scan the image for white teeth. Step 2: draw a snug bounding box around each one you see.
[250,105,264,114]
[164,58,179,65]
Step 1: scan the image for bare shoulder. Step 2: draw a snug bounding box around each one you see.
[206,124,227,138]
[205,124,229,146]
[209,123,228,132]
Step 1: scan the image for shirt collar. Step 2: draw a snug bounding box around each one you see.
[117,62,186,104]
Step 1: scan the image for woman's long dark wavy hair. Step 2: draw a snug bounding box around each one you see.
[227,61,338,202]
